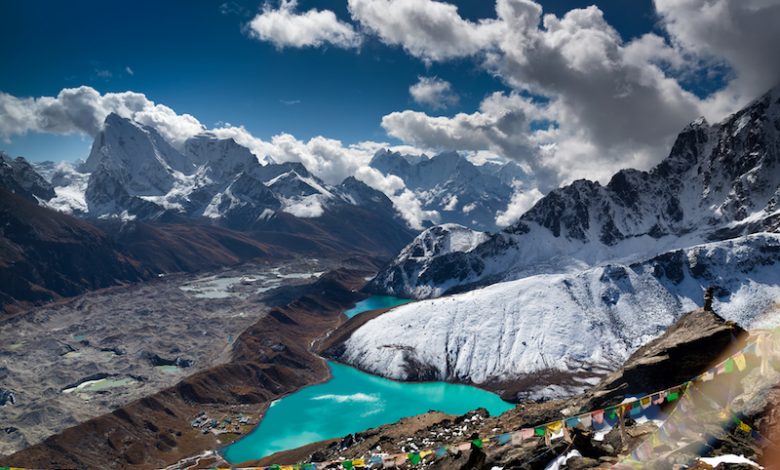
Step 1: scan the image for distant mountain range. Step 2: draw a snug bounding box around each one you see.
[369,149,525,232]
[338,85,780,398]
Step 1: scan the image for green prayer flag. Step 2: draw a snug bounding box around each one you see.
[534,426,546,436]
[667,391,679,401]
[607,407,617,419]
[724,358,735,373]
[471,438,483,448]
[408,452,421,465]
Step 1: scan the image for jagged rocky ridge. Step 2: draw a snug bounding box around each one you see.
[369,86,780,299]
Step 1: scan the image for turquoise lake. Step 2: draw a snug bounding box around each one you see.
[222,296,514,464]
[343,295,413,317]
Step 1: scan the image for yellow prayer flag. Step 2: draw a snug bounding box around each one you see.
[640,396,652,409]
[419,450,433,458]
[547,420,564,433]
[353,458,365,466]
[734,353,747,371]
[738,421,752,432]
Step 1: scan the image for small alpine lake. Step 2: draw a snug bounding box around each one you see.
[222,295,514,463]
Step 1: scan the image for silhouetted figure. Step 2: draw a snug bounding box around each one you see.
[704,287,714,312]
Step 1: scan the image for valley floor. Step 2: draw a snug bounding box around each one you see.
[0,257,339,456]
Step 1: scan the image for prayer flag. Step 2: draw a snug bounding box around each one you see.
[457,442,471,451]
[547,421,563,433]
[606,407,617,420]
[368,456,382,465]
[630,401,642,416]
[407,453,421,465]
[471,438,483,449]
[303,464,317,470]
[534,426,546,436]
[342,460,354,470]
[592,409,605,424]
[700,370,715,382]
[578,414,592,429]
[565,417,580,427]
[724,358,735,374]
[435,447,449,458]
[419,450,433,459]
[494,433,511,445]
[738,421,752,432]
[734,353,747,371]
[521,428,535,439]
[640,397,652,409]
[652,392,666,405]
[353,458,366,466]
[667,390,679,402]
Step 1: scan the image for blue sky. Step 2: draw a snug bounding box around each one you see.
[1,0,778,197]
[1,0,658,162]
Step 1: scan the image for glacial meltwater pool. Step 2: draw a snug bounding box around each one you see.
[343,295,413,318]
[222,296,513,463]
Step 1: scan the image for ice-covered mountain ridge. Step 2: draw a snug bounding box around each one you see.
[369,85,780,299]
[341,233,780,400]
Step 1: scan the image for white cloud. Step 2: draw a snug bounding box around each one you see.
[267,0,779,192]
[347,0,501,62]
[0,86,204,147]
[247,0,361,49]
[495,186,543,227]
[409,76,459,109]
[125,66,134,76]
[654,0,780,118]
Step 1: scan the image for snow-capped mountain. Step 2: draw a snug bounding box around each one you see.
[37,113,413,238]
[369,149,526,232]
[339,233,780,400]
[370,85,780,299]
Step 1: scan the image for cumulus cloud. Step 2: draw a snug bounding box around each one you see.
[654,0,780,117]
[0,86,204,147]
[372,0,778,188]
[247,0,361,49]
[495,186,543,227]
[346,0,499,62]
[263,0,780,190]
[409,76,459,109]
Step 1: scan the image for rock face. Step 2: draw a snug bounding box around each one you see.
[370,86,780,299]
[0,152,55,202]
[369,149,525,232]
[339,233,780,398]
